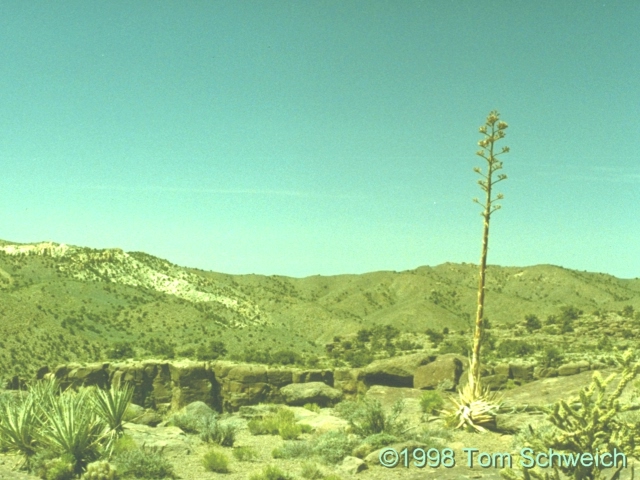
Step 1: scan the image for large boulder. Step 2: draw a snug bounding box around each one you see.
[364,385,423,425]
[413,354,467,391]
[280,382,343,407]
[361,353,435,387]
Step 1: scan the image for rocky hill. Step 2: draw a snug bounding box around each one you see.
[1,239,639,382]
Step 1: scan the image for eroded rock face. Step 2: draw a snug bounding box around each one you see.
[413,354,467,390]
[361,353,435,388]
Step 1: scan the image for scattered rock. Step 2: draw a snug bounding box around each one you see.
[339,455,368,474]
[280,382,343,407]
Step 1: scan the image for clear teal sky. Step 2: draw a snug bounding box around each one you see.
[1,1,638,278]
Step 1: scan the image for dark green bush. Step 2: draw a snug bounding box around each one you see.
[540,346,563,368]
[335,398,406,437]
[107,341,135,359]
[438,337,470,356]
[196,340,227,361]
[496,339,535,358]
[419,390,444,415]
[524,314,542,332]
[271,350,302,365]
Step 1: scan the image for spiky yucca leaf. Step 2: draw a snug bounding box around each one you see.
[91,382,134,435]
[38,388,107,473]
[0,394,39,464]
[444,370,501,433]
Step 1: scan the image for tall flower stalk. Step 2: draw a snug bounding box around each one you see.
[469,110,509,397]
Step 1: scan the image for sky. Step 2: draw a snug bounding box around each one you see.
[0,1,638,279]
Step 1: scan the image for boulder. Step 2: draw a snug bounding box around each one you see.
[413,354,466,390]
[364,385,423,425]
[300,413,349,433]
[510,363,534,382]
[339,456,368,475]
[179,400,216,419]
[482,374,509,390]
[280,382,343,407]
[123,423,193,456]
[361,353,435,387]
[558,361,590,377]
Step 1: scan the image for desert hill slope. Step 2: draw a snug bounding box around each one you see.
[1,240,639,381]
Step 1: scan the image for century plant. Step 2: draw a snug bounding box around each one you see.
[446,110,509,432]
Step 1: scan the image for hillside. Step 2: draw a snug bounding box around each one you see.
[1,240,639,381]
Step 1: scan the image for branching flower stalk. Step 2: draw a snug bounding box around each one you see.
[469,110,509,399]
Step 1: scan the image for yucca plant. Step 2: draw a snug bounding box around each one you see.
[90,381,134,453]
[0,394,40,468]
[38,388,107,474]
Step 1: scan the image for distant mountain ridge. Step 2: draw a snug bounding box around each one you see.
[0,239,639,381]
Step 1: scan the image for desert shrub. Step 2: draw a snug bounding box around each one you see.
[113,444,176,479]
[271,440,312,459]
[40,456,75,480]
[242,349,273,364]
[111,434,137,457]
[232,446,258,461]
[438,337,470,356]
[524,314,542,332]
[278,422,302,440]
[334,398,406,436]
[248,407,300,439]
[419,390,444,416]
[396,338,420,351]
[545,314,558,325]
[540,346,564,368]
[560,318,574,333]
[146,338,175,359]
[170,410,205,434]
[107,342,135,360]
[356,329,371,343]
[352,432,400,458]
[560,305,582,321]
[343,350,373,368]
[249,465,294,480]
[271,350,302,365]
[199,416,237,446]
[311,430,361,464]
[300,461,324,479]
[425,328,444,347]
[196,340,227,361]
[597,336,612,351]
[202,449,229,473]
[496,339,535,358]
